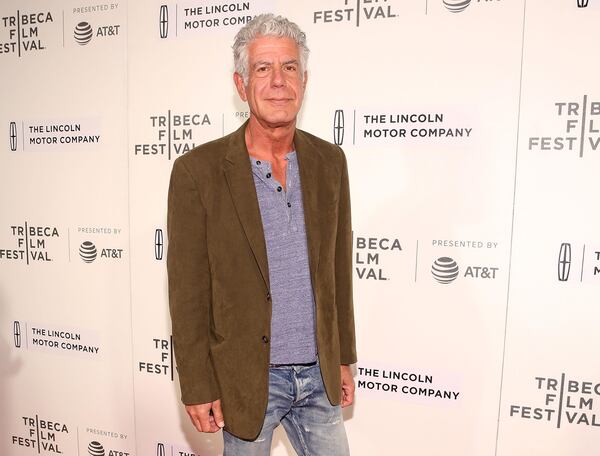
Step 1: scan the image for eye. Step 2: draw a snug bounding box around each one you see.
[284,64,298,72]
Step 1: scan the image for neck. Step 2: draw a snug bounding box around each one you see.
[245,115,296,161]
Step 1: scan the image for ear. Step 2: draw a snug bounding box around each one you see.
[302,70,308,90]
[233,72,248,102]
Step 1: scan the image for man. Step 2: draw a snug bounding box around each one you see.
[167,14,356,455]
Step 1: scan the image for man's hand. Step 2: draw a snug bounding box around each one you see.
[185,399,225,433]
[340,365,355,408]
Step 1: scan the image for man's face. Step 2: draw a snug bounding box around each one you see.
[234,35,307,129]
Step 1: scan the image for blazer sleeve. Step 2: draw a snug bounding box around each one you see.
[335,148,358,365]
[167,157,221,404]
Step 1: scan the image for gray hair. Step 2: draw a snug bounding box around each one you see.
[233,14,309,85]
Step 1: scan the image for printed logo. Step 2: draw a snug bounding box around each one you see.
[0,10,55,58]
[11,118,102,151]
[156,442,198,456]
[11,414,71,453]
[88,441,104,456]
[313,0,399,27]
[443,0,471,13]
[555,242,600,283]
[510,374,600,428]
[333,109,345,146]
[14,320,22,348]
[335,108,473,147]
[138,336,175,380]
[354,235,403,281]
[133,110,215,160]
[79,241,97,263]
[74,22,93,45]
[155,229,164,260]
[159,5,169,38]
[578,0,589,7]
[432,257,459,284]
[558,243,572,282]
[181,3,257,32]
[529,96,600,158]
[10,121,18,151]
[0,223,61,264]
[357,364,461,404]
[427,240,501,284]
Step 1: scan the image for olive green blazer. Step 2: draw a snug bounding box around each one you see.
[167,121,357,440]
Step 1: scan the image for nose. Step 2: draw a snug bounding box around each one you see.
[270,66,285,87]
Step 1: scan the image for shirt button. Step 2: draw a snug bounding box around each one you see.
[277,186,282,192]
[266,173,271,178]
[256,160,261,165]
[262,335,269,343]
[287,202,291,208]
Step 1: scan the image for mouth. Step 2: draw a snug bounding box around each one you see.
[266,98,292,105]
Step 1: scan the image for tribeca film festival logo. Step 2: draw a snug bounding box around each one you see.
[13,321,101,356]
[354,235,402,281]
[0,10,55,57]
[557,242,600,283]
[332,109,472,146]
[0,223,60,264]
[138,336,175,380]
[578,0,590,7]
[313,0,399,27]
[11,415,70,454]
[357,365,461,402]
[510,374,600,428]
[529,97,600,158]
[134,110,212,160]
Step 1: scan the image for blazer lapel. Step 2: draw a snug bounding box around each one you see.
[294,130,321,283]
[223,123,270,291]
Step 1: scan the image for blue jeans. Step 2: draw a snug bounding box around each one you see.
[223,361,350,456]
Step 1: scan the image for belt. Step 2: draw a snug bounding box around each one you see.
[269,360,317,368]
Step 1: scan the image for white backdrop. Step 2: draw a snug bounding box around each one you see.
[1,1,599,455]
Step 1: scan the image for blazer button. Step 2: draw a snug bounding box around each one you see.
[262,335,269,344]
[266,292,271,301]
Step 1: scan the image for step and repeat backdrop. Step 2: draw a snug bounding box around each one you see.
[1,0,599,455]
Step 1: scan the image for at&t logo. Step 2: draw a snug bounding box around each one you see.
[431,256,499,283]
[73,21,120,46]
[80,241,97,263]
[88,441,105,456]
[74,22,93,45]
[79,241,123,262]
[443,0,501,13]
[432,257,459,284]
